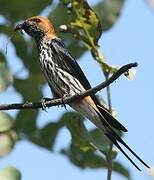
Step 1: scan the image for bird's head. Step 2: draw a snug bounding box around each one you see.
[15,16,56,41]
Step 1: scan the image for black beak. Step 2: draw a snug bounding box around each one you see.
[14,23,24,31]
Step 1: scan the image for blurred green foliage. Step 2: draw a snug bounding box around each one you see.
[0,166,21,180]
[0,0,130,179]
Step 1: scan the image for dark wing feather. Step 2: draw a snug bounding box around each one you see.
[50,38,127,132]
[50,38,92,90]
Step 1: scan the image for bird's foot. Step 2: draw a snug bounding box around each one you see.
[41,97,53,112]
[61,94,69,110]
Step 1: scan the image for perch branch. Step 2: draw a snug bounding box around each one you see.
[0,62,137,111]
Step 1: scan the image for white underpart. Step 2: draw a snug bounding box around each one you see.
[70,101,106,133]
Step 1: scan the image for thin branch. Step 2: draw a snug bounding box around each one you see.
[0,62,138,111]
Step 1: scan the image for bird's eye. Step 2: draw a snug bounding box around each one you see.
[31,18,41,23]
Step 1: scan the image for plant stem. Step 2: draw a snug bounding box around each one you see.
[107,143,113,180]
[105,75,113,180]
[93,47,114,180]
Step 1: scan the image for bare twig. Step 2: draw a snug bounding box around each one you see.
[0,62,138,111]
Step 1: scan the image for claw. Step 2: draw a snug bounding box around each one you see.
[61,94,68,110]
[41,99,47,112]
[41,97,52,112]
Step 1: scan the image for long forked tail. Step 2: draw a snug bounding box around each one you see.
[105,128,150,171]
[95,109,150,171]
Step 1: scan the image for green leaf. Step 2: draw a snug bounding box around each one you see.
[59,0,125,74]
[0,25,13,35]
[98,60,120,74]
[61,144,107,169]
[15,111,72,150]
[11,34,44,77]
[0,63,13,92]
[0,166,21,180]
[64,112,129,177]
[61,144,130,178]
[61,0,102,48]
[48,2,71,28]
[66,114,94,152]
[0,112,13,132]
[30,118,66,150]
[0,52,6,63]
[48,3,87,59]
[66,112,110,155]
[0,0,52,23]
[113,161,130,179]
[26,112,81,150]
[94,0,125,31]
[30,122,61,150]
[90,128,117,156]
[66,112,115,155]
[0,131,17,157]
[14,110,38,134]
[14,77,43,101]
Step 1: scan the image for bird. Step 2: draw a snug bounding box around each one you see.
[15,16,149,171]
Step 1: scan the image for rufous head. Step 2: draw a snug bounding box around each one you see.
[15,16,56,41]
